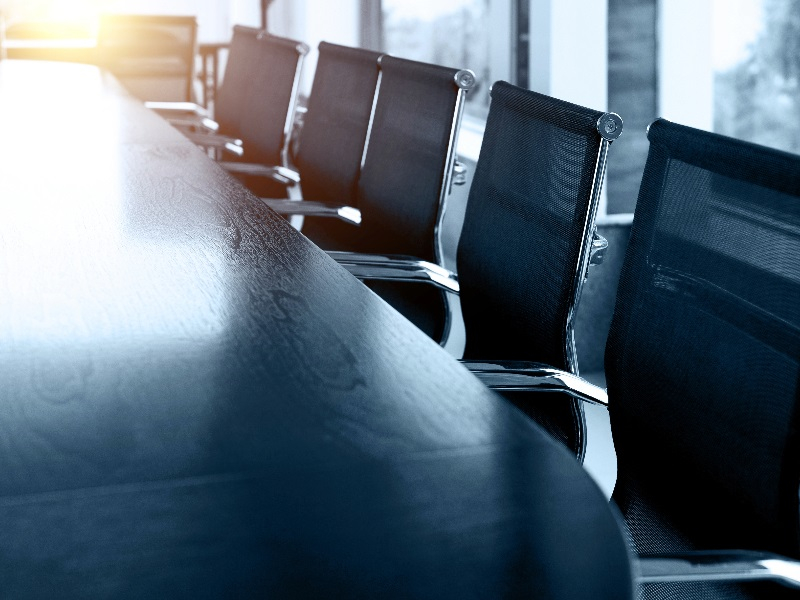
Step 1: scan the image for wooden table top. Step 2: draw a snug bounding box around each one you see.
[0,60,633,598]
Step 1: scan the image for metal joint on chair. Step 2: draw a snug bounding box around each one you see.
[454,69,477,91]
[589,232,608,266]
[224,141,244,157]
[199,117,219,132]
[597,113,623,141]
[452,160,468,186]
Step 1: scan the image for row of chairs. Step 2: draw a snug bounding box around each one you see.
[151,27,480,342]
[152,29,612,464]
[462,88,800,599]
[146,28,800,600]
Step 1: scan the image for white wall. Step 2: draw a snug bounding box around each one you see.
[658,0,714,130]
[103,0,243,41]
[268,0,360,95]
[529,0,608,111]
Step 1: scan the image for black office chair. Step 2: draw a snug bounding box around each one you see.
[601,118,800,598]
[335,81,621,458]
[280,55,474,341]
[468,118,800,595]
[148,27,307,172]
[223,41,382,241]
[96,14,198,103]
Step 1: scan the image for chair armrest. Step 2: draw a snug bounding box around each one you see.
[263,200,361,224]
[637,551,800,590]
[168,116,220,132]
[144,101,210,118]
[327,251,460,294]
[183,132,244,157]
[589,232,608,266]
[218,162,301,184]
[460,360,608,406]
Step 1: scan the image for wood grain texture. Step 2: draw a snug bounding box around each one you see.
[0,60,633,599]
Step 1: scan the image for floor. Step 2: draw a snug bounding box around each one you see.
[581,373,616,499]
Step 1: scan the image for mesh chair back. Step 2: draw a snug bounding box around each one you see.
[458,81,608,369]
[354,55,472,343]
[355,55,467,261]
[293,42,381,249]
[214,25,261,137]
[97,14,198,103]
[607,119,800,598]
[457,82,613,458]
[295,42,381,203]
[237,34,307,167]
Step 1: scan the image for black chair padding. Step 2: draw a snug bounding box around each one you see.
[606,119,800,599]
[457,81,607,458]
[294,42,381,250]
[354,55,460,261]
[210,25,260,138]
[240,34,305,167]
[349,56,464,341]
[457,81,604,366]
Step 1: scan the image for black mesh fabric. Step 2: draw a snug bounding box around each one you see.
[456,82,607,458]
[214,26,261,138]
[606,119,800,600]
[96,15,198,103]
[238,34,305,167]
[354,55,460,261]
[293,42,381,250]
[351,56,464,340]
[457,81,604,367]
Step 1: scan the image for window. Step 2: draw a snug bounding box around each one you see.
[378,0,516,120]
[713,0,800,154]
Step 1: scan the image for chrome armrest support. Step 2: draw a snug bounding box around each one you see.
[184,132,244,157]
[589,232,608,266]
[327,251,459,294]
[218,162,301,184]
[459,360,608,406]
[637,551,800,590]
[144,101,210,117]
[263,200,361,225]
[168,116,220,133]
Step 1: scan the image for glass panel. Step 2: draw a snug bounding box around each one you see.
[381,0,491,118]
[713,0,800,154]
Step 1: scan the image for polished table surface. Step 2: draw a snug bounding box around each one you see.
[0,60,634,598]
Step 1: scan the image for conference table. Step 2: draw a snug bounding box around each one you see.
[0,60,634,598]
